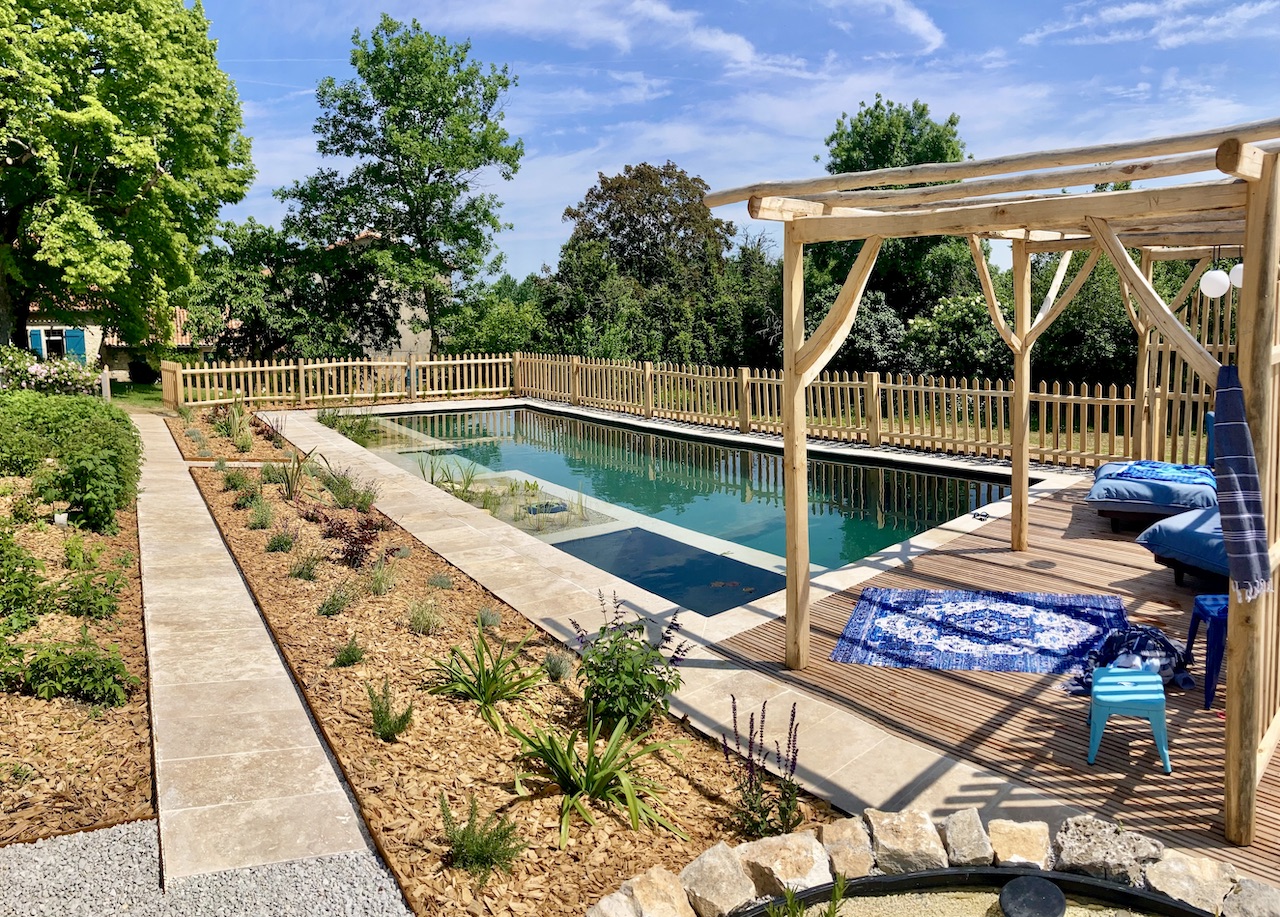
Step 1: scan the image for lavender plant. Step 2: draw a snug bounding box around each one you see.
[721,696,801,838]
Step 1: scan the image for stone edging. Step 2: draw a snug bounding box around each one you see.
[586,808,1280,917]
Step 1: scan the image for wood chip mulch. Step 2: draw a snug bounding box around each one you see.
[0,482,153,846]
[165,411,293,462]
[191,464,837,916]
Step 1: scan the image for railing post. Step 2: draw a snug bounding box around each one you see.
[407,353,417,401]
[866,371,882,447]
[570,355,581,406]
[643,362,654,417]
[511,352,522,396]
[737,366,751,433]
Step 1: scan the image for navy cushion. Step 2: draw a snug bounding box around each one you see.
[1086,461,1217,516]
[1136,508,1229,576]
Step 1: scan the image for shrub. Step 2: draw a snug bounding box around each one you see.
[408,601,442,636]
[368,677,413,741]
[247,497,274,530]
[288,549,324,580]
[213,457,227,472]
[440,792,525,884]
[332,636,365,668]
[0,641,24,692]
[509,714,685,846]
[233,431,253,453]
[0,528,49,635]
[427,621,543,731]
[57,569,122,619]
[319,461,380,512]
[232,486,261,510]
[63,531,102,571]
[9,493,36,525]
[317,407,378,446]
[265,525,296,553]
[572,593,689,731]
[210,398,251,441]
[328,513,380,568]
[542,650,575,683]
[260,462,287,484]
[222,468,251,491]
[24,629,139,706]
[722,697,802,839]
[0,345,99,396]
[478,606,501,630]
[318,580,362,617]
[427,572,454,590]
[365,556,397,595]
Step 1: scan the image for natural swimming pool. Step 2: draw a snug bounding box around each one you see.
[368,407,1012,615]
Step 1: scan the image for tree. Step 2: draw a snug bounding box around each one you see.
[277,16,523,354]
[442,273,546,354]
[813,96,979,319]
[903,294,1012,380]
[180,220,402,360]
[0,0,253,349]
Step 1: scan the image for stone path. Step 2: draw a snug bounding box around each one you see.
[133,414,367,880]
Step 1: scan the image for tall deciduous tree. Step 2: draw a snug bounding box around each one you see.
[277,16,523,354]
[0,0,253,348]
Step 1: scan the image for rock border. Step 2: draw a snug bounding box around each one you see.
[585,808,1280,917]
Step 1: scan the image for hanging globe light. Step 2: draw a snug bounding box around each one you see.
[1200,269,1231,298]
[1229,263,1245,289]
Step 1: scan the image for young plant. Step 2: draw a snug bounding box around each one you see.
[332,636,365,668]
[426,621,544,731]
[57,569,122,619]
[721,696,802,839]
[260,462,286,484]
[318,580,362,617]
[0,529,49,635]
[335,514,381,568]
[247,496,274,530]
[232,486,261,510]
[408,600,443,636]
[24,628,139,707]
[62,531,102,571]
[222,468,251,492]
[288,549,325,580]
[265,521,298,553]
[477,606,501,630]
[319,460,379,512]
[278,448,315,501]
[508,714,686,847]
[364,556,397,595]
[439,792,525,885]
[212,457,227,472]
[427,572,453,590]
[542,650,575,683]
[572,593,689,731]
[368,677,413,742]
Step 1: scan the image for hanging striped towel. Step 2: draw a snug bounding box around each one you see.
[1214,365,1273,601]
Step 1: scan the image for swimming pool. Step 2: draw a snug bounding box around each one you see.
[369,407,1012,615]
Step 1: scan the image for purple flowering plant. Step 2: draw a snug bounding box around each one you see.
[0,345,99,396]
[570,591,690,732]
[721,695,802,838]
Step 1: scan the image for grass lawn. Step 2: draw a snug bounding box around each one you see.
[110,380,165,409]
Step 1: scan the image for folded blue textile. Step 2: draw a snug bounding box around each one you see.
[1113,460,1215,488]
[1215,365,1272,601]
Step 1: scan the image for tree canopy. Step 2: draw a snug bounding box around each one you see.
[276,15,524,354]
[0,0,253,349]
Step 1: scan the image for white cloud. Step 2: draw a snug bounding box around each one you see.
[1022,1,1280,48]
[824,0,945,54]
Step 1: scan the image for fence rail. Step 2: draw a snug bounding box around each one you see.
[160,351,1211,468]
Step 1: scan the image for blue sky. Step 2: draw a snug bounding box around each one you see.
[207,0,1280,279]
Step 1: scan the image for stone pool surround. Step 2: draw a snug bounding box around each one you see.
[586,808,1278,917]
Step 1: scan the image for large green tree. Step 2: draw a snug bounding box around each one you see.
[0,0,252,348]
[813,95,979,319]
[277,16,523,354]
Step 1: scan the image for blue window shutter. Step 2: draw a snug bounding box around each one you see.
[65,328,86,362]
[28,329,42,357]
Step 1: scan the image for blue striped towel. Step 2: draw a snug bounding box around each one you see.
[1214,365,1272,601]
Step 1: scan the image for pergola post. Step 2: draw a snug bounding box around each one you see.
[1226,149,1280,845]
[782,223,811,669]
[1010,239,1033,551]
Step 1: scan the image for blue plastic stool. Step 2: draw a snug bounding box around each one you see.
[1087,666,1171,774]
[1187,594,1228,710]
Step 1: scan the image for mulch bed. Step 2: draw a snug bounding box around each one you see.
[165,411,292,463]
[191,462,838,916]
[0,482,153,846]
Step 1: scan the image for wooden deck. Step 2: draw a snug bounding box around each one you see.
[717,484,1280,883]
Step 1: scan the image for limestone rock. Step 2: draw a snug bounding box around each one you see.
[1145,851,1238,914]
[865,808,948,875]
[1053,815,1163,886]
[1222,877,1280,917]
[680,842,757,917]
[941,809,993,867]
[735,831,833,898]
[587,866,696,917]
[819,816,876,879]
[989,819,1051,870]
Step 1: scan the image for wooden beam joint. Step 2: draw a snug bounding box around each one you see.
[1218,138,1266,181]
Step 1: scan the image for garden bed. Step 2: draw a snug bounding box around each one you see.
[165,408,292,462]
[190,458,837,916]
[0,482,152,846]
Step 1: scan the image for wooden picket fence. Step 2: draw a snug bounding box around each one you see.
[160,351,1208,468]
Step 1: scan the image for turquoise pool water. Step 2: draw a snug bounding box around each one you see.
[378,407,1011,573]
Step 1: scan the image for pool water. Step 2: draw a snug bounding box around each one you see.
[373,408,1011,614]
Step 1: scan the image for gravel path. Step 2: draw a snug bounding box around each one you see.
[0,821,413,917]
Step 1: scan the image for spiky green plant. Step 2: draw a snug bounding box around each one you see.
[368,677,413,742]
[440,792,525,885]
[332,636,365,668]
[426,621,543,731]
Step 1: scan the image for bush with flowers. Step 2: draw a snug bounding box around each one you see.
[0,344,100,396]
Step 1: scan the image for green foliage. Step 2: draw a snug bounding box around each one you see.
[24,630,139,707]
[367,677,413,742]
[443,276,546,355]
[222,468,252,491]
[232,486,261,510]
[365,556,397,595]
[722,697,802,839]
[63,531,102,571]
[247,497,274,530]
[542,650,574,684]
[319,462,380,512]
[426,621,543,731]
[318,580,362,617]
[0,0,252,349]
[265,528,296,553]
[288,549,325,580]
[477,607,501,630]
[0,642,25,692]
[440,792,525,884]
[509,714,685,847]
[0,347,100,395]
[902,293,1012,380]
[332,636,365,668]
[9,493,36,525]
[427,573,454,590]
[408,600,442,636]
[316,409,378,447]
[275,448,314,501]
[572,594,688,731]
[57,569,122,620]
[0,528,49,634]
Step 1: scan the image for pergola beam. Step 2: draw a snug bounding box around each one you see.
[782,224,810,670]
[796,238,883,386]
[1025,249,1101,349]
[968,235,1020,353]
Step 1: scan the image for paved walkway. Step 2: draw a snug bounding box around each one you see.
[133,414,367,880]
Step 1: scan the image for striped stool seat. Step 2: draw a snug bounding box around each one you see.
[1087,666,1171,774]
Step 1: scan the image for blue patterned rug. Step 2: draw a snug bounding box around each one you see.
[829,587,1128,675]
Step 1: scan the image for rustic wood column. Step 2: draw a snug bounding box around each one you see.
[782,224,811,669]
[1010,239,1033,551]
[1226,148,1280,845]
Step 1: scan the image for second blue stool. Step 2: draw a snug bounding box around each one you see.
[1087,666,1171,774]
[1187,593,1228,710]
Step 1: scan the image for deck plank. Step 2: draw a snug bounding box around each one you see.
[717,484,1280,882]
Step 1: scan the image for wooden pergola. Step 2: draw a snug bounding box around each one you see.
[705,117,1280,844]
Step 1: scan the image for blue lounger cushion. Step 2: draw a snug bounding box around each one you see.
[1136,507,1229,576]
[1086,461,1217,516]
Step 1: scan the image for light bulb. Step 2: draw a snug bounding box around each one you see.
[1200,269,1231,298]
[1229,263,1245,289]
